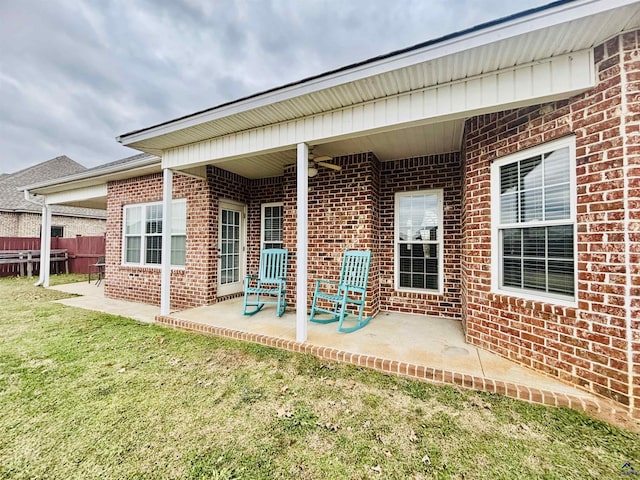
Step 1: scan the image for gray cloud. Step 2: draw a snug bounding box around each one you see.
[0,0,549,173]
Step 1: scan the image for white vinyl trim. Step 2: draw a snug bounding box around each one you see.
[163,50,593,171]
[296,143,309,343]
[160,169,173,316]
[121,0,627,147]
[490,136,577,306]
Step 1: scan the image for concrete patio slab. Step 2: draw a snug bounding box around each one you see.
[50,281,158,323]
[172,298,587,396]
[46,281,638,429]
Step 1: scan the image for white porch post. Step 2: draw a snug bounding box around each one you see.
[160,168,173,316]
[39,204,52,287]
[296,142,309,342]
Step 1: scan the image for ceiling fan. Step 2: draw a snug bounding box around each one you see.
[308,152,341,177]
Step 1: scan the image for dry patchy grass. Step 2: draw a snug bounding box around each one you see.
[0,275,638,479]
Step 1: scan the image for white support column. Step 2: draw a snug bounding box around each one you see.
[160,168,173,316]
[296,142,309,343]
[41,205,52,287]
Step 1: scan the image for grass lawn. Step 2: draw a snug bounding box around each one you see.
[0,275,638,479]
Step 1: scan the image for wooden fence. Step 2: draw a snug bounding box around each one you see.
[0,236,105,277]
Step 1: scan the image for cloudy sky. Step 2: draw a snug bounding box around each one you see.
[0,0,551,174]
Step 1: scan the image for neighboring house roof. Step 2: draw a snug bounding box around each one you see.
[1,156,107,218]
[23,153,161,196]
[21,153,163,212]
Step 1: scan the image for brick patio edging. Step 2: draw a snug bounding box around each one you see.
[155,314,634,426]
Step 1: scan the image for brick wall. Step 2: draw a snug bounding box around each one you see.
[622,31,640,418]
[460,137,470,335]
[463,31,639,413]
[104,167,281,310]
[105,172,216,310]
[380,154,462,318]
[0,211,105,237]
[0,212,19,236]
[247,176,284,275]
[283,153,380,315]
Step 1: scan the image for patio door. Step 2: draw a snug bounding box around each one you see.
[217,200,246,297]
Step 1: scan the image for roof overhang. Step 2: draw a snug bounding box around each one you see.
[117,0,640,168]
[21,155,162,209]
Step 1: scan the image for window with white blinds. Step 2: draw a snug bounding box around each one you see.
[261,203,283,249]
[492,138,576,302]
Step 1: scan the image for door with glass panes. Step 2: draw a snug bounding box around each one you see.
[217,201,246,297]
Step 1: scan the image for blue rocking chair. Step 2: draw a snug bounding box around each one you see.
[243,248,288,317]
[309,250,372,333]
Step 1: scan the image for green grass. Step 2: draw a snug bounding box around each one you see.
[0,275,638,479]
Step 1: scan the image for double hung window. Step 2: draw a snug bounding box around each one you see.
[261,203,283,249]
[123,199,186,267]
[394,190,443,292]
[492,138,576,302]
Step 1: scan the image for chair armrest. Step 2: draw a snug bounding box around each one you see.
[314,279,339,286]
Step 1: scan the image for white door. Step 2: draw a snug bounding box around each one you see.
[217,201,246,297]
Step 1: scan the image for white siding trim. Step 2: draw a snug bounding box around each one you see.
[164,50,594,170]
[45,184,107,206]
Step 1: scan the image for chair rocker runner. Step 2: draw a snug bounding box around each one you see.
[243,248,288,317]
[309,250,372,333]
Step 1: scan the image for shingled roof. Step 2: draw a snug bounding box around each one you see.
[0,156,106,218]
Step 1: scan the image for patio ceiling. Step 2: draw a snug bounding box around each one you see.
[209,119,465,180]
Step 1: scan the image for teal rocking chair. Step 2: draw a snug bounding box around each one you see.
[309,250,372,333]
[243,248,288,317]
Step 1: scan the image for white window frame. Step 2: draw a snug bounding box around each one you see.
[394,189,444,294]
[260,202,284,249]
[490,136,577,306]
[122,199,187,268]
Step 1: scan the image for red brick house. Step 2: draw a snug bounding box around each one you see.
[26,0,640,418]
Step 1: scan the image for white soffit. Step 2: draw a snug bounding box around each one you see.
[203,119,466,180]
[45,184,107,207]
[164,49,594,170]
[120,0,640,154]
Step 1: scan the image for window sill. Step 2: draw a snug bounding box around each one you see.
[395,287,443,295]
[120,263,186,271]
[488,290,577,314]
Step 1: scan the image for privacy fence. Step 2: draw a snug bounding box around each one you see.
[0,236,105,277]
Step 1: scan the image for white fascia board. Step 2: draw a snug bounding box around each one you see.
[23,156,161,195]
[44,184,107,206]
[118,0,631,146]
[163,49,594,170]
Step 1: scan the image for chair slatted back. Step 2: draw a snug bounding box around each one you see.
[258,249,288,283]
[339,250,371,291]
